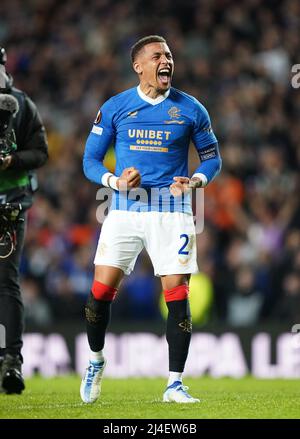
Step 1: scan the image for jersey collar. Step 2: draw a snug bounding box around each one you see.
[137,85,170,105]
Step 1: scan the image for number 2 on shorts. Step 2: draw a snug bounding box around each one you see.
[178,234,189,255]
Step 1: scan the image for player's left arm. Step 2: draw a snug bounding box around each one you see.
[190,101,222,187]
[170,102,221,196]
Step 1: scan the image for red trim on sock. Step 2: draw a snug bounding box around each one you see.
[163,284,189,302]
[92,280,117,301]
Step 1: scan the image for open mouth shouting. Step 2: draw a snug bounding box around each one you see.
[157,67,172,88]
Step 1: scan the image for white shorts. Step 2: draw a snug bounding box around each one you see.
[94,210,198,276]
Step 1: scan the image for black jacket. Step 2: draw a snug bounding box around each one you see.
[0,85,48,206]
[10,87,48,171]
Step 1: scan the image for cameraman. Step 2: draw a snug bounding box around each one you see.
[0,47,48,394]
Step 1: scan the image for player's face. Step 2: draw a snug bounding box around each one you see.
[134,42,174,93]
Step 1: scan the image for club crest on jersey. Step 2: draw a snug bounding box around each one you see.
[165,106,184,124]
[168,106,181,119]
[94,110,102,125]
[127,110,138,118]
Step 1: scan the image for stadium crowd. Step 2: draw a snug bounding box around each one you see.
[1,0,299,327]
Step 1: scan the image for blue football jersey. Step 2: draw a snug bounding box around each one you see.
[83,86,221,212]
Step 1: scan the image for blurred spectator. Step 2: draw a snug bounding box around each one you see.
[274,272,300,324]
[22,277,53,328]
[227,266,264,327]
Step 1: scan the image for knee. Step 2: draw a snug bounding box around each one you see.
[85,280,118,325]
[91,280,117,301]
[163,284,189,303]
[162,274,190,291]
[164,285,192,330]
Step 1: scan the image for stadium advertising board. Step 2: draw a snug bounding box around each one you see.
[22,330,300,379]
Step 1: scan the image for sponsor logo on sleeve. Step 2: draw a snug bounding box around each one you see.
[92,126,103,135]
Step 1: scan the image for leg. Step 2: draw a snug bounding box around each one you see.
[85,211,142,353]
[0,212,26,394]
[85,265,123,353]
[0,213,26,358]
[144,211,199,402]
[80,210,143,403]
[161,273,199,403]
[161,274,191,375]
[81,265,124,403]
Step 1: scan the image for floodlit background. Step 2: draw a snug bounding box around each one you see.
[1,0,300,378]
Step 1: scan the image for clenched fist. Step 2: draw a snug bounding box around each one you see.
[116,167,141,190]
[170,176,202,197]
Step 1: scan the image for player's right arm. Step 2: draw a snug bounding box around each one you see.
[83,98,141,190]
[83,98,117,187]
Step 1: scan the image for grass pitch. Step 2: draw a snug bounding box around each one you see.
[0,376,299,419]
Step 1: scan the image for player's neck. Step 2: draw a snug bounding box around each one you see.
[139,83,169,99]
